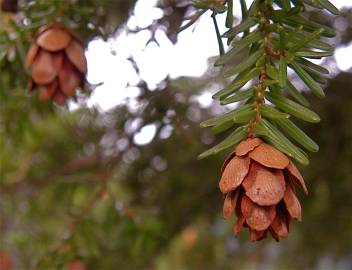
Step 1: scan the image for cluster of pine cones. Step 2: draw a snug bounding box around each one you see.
[220,137,307,241]
[25,25,87,105]
[20,19,309,244]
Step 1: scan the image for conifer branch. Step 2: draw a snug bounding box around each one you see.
[197,0,339,164]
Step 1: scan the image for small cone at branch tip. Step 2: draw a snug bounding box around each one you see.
[25,25,87,105]
[219,137,308,241]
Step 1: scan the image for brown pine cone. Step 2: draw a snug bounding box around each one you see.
[25,25,87,105]
[220,137,308,241]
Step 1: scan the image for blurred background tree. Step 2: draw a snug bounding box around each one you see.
[0,0,351,269]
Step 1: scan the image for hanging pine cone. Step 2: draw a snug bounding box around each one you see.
[220,137,308,241]
[25,25,87,105]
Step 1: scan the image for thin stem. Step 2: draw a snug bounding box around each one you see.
[248,2,277,136]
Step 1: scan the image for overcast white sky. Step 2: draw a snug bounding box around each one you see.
[80,0,352,144]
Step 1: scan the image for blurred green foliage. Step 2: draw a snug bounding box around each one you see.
[0,0,352,269]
